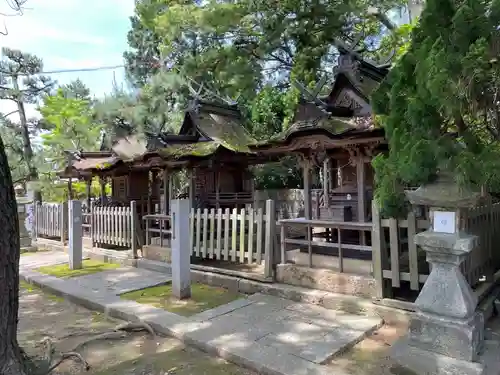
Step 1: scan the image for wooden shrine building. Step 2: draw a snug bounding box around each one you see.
[251,47,389,225]
[60,100,273,216]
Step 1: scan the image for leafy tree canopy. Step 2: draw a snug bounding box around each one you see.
[372,0,500,217]
[37,85,102,201]
[126,0,406,124]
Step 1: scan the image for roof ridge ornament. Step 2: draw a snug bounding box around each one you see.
[292,75,330,114]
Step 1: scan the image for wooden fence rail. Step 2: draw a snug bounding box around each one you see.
[372,200,500,298]
[372,201,430,298]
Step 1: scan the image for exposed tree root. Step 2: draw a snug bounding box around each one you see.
[36,320,156,375]
[45,352,90,374]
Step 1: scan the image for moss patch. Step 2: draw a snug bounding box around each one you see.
[120,283,242,317]
[36,259,120,278]
[158,141,220,159]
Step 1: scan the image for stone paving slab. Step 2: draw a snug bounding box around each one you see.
[199,293,383,364]
[19,254,383,375]
[70,267,171,295]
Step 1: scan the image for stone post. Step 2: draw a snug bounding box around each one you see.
[68,200,83,270]
[391,170,496,375]
[171,199,191,299]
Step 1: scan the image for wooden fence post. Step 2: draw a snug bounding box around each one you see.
[90,204,95,247]
[130,200,138,259]
[60,201,68,245]
[371,200,385,298]
[264,199,276,279]
[33,201,38,241]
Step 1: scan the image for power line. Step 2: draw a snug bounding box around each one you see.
[30,64,125,76]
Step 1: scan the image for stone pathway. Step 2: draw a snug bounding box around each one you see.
[20,250,71,268]
[19,251,384,375]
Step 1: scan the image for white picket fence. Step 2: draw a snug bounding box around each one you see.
[34,202,66,240]
[144,200,276,275]
[35,200,139,251]
[91,204,136,248]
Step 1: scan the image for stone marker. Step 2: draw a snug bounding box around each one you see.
[170,199,191,299]
[68,200,83,270]
[391,170,500,375]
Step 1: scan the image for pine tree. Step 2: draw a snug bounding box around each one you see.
[0,48,54,199]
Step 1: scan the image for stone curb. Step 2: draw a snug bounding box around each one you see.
[31,241,411,325]
[19,268,338,375]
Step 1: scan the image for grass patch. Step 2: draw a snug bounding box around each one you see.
[121,283,242,317]
[36,259,120,278]
[20,280,36,292]
[19,280,65,302]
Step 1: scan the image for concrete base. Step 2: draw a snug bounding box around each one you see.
[275,263,377,298]
[142,245,172,263]
[392,338,500,375]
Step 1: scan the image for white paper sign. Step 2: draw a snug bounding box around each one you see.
[433,211,456,234]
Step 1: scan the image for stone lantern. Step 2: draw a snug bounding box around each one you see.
[16,195,35,252]
[391,170,500,375]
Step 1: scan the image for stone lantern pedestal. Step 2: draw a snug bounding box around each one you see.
[391,171,500,375]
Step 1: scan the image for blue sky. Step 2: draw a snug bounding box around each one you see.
[0,0,135,118]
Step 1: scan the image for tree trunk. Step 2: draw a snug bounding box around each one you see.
[0,133,28,375]
[12,76,41,204]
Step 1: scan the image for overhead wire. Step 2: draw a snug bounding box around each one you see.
[24,65,126,76]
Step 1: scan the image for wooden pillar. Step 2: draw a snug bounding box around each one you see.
[355,149,367,245]
[67,177,74,200]
[188,168,195,208]
[169,173,174,204]
[216,169,220,209]
[356,155,366,222]
[151,170,160,214]
[163,168,170,215]
[99,177,106,200]
[85,178,92,213]
[301,157,312,219]
[330,158,337,189]
[323,158,330,207]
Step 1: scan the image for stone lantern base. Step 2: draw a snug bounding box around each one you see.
[392,338,500,375]
[408,310,484,362]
